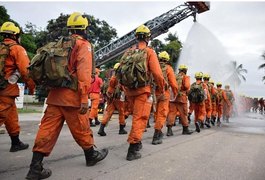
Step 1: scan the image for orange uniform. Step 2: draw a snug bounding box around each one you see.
[109,41,165,144]
[88,75,103,124]
[189,80,210,125]
[33,34,94,156]
[101,76,126,126]
[223,89,234,121]
[216,88,231,120]
[154,64,178,131]
[0,38,35,137]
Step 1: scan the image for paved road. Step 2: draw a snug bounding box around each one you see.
[0,112,265,180]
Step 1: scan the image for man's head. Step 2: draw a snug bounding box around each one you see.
[216,82,222,88]
[194,72,203,80]
[178,64,188,74]
[158,51,170,62]
[203,73,210,82]
[0,21,21,42]
[67,12,89,38]
[135,25,151,43]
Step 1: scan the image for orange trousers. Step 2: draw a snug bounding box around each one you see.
[124,98,133,117]
[223,103,232,118]
[190,102,206,123]
[101,99,126,125]
[0,96,20,136]
[211,101,217,117]
[217,103,223,118]
[89,93,100,119]
[127,93,152,144]
[154,91,170,130]
[205,99,212,118]
[167,102,179,126]
[33,105,94,156]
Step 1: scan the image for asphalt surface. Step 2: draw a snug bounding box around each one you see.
[0,111,265,180]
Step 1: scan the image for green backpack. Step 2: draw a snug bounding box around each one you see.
[0,42,16,89]
[29,37,78,90]
[116,48,150,89]
[188,82,205,103]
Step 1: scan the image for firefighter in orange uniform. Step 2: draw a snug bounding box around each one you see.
[26,13,108,180]
[97,63,127,136]
[108,25,165,161]
[189,72,210,133]
[223,85,235,122]
[209,79,218,126]
[0,22,35,152]
[216,82,231,126]
[167,64,193,136]
[88,68,103,126]
[203,73,214,128]
[152,51,178,145]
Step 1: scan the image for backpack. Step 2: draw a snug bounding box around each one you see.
[225,90,233,101]
[116,47,150,89]
[188,82,205,103]
[0,42,16,89]
[159,61,169,90]
[29,37,78,90]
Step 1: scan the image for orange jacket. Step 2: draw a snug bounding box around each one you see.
[47,34,92,107]
[156,64,178,96]
[0,38,35,97]
[176,72,190,103]
[216,88,230,105]
[123,41,165,96]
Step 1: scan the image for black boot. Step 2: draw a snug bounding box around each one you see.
[166,126,173,136]
[95,117,100,125]
[89,118,96,127]
[126,144,141,161]
[26,152,52,180]
[200,121,205,129]
[205,118,211,128]
[152,129,163,145]
[217,117,221,127]
[10,135,29,152]
[135,141,143,151]
[119,124,127,134]
[84,147,108,166]
[182,126,193,135]
[195,122,200,133]
[146,119,151,128]
[98,124,106,136]
[210,116,216,126]
[188,113,191,124]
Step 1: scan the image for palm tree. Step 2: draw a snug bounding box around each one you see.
[226,61,248,88]
[258,51,265,83]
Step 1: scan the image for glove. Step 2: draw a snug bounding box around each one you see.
[79,103,89,114]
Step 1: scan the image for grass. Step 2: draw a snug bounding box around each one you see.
[18,108,42,113]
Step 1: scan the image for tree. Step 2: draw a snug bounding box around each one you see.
[151,39,165,53]
[0,6,10,25]
[226,61,248,88]
[258,51,265,83]
[163,32,182,69]
[37,13,117,51]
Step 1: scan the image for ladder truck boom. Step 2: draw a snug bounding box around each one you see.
[95,1,209,66]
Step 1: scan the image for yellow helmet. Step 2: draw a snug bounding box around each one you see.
[158,51,170,61]
[216,82,222,86]
[135,25,151,37]
[209,79,214,84]
[0,22,20,35]
[203,73,210,79]
[67,12,89,30]
[195,72,203,78]
[178,64,188,70]
[113,63,120,70]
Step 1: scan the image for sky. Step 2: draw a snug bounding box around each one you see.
[1,1,265,97]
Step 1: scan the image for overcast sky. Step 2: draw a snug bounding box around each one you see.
[1,1,265,97]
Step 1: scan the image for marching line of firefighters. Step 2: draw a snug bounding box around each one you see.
[91,54,237,145]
